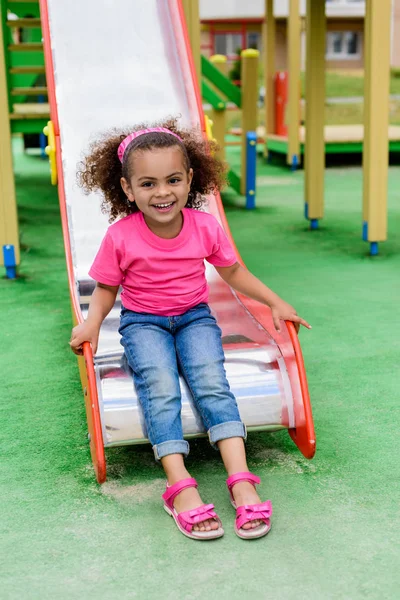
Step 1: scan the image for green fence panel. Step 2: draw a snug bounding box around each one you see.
[201,55,241,108]
[201,80,226,111]
[227,169,242,195]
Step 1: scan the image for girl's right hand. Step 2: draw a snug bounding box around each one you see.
[69,320,100,356]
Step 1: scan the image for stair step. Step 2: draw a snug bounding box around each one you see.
[8,43,43,52]
[10,103,50,119]
[10,66,45,74]
[11,86,47,96]
[6,18,41,28]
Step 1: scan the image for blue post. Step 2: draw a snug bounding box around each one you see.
[362,221,368,242]
[363,221,378,254]
[304,202,318,229]
[246,131,257,210]
[370,242,378,256]
[291,154,299,171]
[3,245,17,279]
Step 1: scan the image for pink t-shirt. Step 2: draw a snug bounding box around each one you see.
[88,208,237,316]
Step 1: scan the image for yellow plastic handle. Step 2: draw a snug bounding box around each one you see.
[43,120,57,186]
[204,114,214,142]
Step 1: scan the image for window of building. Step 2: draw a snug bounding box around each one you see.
[246,31,261,51]
[215,33,242,57]
[326,31,361,59]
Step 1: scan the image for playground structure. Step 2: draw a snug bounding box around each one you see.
[197,0,393,255]
[180,1,259,208]
[265,0,392,255]
[35,0,314,483]
[266,124,400,164]
[267,66,400,168]
[0,0,49,277]
[197,0,394,255]
[201,51,259,208]
[2,2,393,277]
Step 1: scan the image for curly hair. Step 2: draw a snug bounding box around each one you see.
[77,116,227,222]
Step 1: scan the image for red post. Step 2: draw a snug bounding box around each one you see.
[275,71,288,136]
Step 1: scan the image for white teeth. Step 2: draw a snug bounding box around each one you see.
[154,202,173,208]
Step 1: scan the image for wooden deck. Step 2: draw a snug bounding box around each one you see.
[265,124,400,155]
[267,124,400,144]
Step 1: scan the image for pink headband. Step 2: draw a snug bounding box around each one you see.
[117,127,183,162]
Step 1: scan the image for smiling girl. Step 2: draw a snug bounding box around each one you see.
[70,117,310,541]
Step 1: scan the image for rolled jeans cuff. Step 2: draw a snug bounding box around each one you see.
[153,440,190,461]
[208,421,247,449]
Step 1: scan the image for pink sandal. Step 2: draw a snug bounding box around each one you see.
[162,478,224,540]
[226,472,272,540]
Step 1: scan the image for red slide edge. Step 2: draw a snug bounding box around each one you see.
[39,0,106,483]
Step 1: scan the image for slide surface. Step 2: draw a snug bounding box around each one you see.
[40,0,315,482]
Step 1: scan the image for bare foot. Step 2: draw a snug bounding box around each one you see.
[173,486,219,532]
[230,481,264,530]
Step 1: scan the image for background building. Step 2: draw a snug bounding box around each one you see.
[200,0,400,71]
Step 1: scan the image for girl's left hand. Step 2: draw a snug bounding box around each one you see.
[270,300,312,334]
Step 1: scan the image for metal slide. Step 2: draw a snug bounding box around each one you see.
[39,0,315,483]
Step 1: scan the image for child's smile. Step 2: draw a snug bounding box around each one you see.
[153,201,174,212]
[121,147,193,239]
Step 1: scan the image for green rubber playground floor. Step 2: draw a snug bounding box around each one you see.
[1,139,400,599]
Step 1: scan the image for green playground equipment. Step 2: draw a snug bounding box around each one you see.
[201,52,258,205]
[1,0,49,136]
[0,0,49,278]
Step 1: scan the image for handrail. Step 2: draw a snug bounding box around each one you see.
[201,80,226,111]
[201,54,241,108]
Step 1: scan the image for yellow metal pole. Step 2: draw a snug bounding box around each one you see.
[241,49,259,195]
[304,0,325,228]
[362,0,391,254]
[264,0,275,156]
[182,0,201,87]
[0,6,19,270]
[287,0,300,168]
[209,55,227,162]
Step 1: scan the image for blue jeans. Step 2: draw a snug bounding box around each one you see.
[118,303,246,460]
